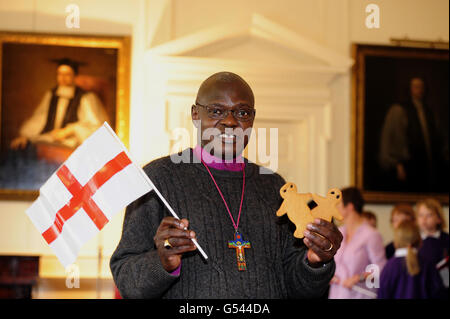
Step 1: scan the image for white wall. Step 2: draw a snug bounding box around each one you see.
[0,0,448,297]
[160,0,449,243]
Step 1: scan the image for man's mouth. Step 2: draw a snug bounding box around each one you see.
[218,133,237,144]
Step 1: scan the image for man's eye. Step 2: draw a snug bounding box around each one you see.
[237,109,250,116]
[210,108,224,115]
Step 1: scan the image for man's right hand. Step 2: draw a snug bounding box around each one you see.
[153,217,197,273]
[10,136,28,150]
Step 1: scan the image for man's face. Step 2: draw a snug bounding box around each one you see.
[410,78,425,100]
[57,65,75,87]
[192,78,255,159]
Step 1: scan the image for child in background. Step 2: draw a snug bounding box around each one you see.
[416,199,449,265]
[385,204,416,259]
[378,221,444,299]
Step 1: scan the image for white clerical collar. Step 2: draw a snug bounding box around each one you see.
[395,247,417,257]
[421,230,441,240]
[56,85,75,98]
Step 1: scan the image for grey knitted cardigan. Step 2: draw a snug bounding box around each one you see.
[110,148,335,298]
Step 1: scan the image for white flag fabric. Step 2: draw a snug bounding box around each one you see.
[26,122,153,267]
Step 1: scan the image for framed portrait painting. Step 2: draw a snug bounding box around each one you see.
[352,43,449,204]
[0,32,130,200]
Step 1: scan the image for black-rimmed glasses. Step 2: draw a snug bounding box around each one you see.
[195,103,256,122]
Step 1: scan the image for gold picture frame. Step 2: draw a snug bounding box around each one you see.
[351,43,449,204]
[0,32,130,201]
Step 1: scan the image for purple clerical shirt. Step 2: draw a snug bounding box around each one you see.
[193,145,244,171]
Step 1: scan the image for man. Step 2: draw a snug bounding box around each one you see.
[110,72,343,299]
[379,77,448,192]
[10,58,108,150]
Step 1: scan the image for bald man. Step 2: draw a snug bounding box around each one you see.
[110,72,342,299]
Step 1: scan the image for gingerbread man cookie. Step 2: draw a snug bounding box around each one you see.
[310,188,343,222]
[276,183,343,238]
[276,182,313,238]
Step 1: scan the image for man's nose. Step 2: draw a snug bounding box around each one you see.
[220,110,239,127]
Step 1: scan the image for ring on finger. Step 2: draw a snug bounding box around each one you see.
[324,241,333,252]
[164,238,172,249]
[310,232,332,251]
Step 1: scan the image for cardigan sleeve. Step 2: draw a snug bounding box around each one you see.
[282,228,336,299]
[272,173,335,298]
[110,166,180,298]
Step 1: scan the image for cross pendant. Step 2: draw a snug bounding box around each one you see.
[228,231,251,271]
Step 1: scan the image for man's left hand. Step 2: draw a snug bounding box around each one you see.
[303,218,343,268]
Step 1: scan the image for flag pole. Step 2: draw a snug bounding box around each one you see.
[96,232,103,299]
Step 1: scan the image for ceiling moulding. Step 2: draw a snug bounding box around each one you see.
[146,13,354,72]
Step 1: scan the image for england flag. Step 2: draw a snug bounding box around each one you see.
[25,122,153,267]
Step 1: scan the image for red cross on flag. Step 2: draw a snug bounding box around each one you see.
[25,122,153,267]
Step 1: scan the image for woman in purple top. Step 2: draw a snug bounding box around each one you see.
[329,187,386,299]
[378,221,445,299]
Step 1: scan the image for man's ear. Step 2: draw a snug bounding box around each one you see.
[191,105,200,127]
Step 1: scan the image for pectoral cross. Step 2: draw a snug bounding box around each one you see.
[228,232,251,271]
